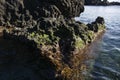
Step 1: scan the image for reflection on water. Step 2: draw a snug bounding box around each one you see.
[76,6,120,80]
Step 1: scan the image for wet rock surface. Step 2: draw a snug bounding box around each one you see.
[0,0,105,80]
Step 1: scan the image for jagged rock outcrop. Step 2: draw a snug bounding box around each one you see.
[0,0,105,80]
[0,0,84,26]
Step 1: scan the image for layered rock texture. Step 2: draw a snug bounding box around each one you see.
[0,0,105,80]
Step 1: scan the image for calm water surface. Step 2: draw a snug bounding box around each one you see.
[76,6,120,80]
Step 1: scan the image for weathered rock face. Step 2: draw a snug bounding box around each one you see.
[0,0,84,27]
[0,0,105,80]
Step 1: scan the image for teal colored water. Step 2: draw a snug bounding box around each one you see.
[76,6,120,80]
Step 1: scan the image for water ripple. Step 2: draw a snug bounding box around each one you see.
[79,6,120,79]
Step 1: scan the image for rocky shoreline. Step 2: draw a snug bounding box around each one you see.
[0,0,105,80]
[84,0,120,6]
[0,27,105,80]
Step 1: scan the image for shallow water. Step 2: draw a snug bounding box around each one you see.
[75,6,120,80]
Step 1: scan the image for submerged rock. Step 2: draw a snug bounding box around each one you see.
[0,0,105,80]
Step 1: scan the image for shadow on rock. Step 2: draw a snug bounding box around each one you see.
[0,36,56,80]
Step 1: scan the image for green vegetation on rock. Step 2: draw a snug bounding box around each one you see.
[75,36,85,49]
[28,32,52,45]
[88,31,95,41]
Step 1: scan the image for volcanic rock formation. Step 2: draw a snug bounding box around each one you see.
[0,0,105,80]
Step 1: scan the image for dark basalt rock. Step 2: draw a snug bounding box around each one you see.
[85,0,109,5]
[109,2,120,5]
[0,0,84,27]
[0,0,105,80]
[87,16,105,32]
[95,17,105,24]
